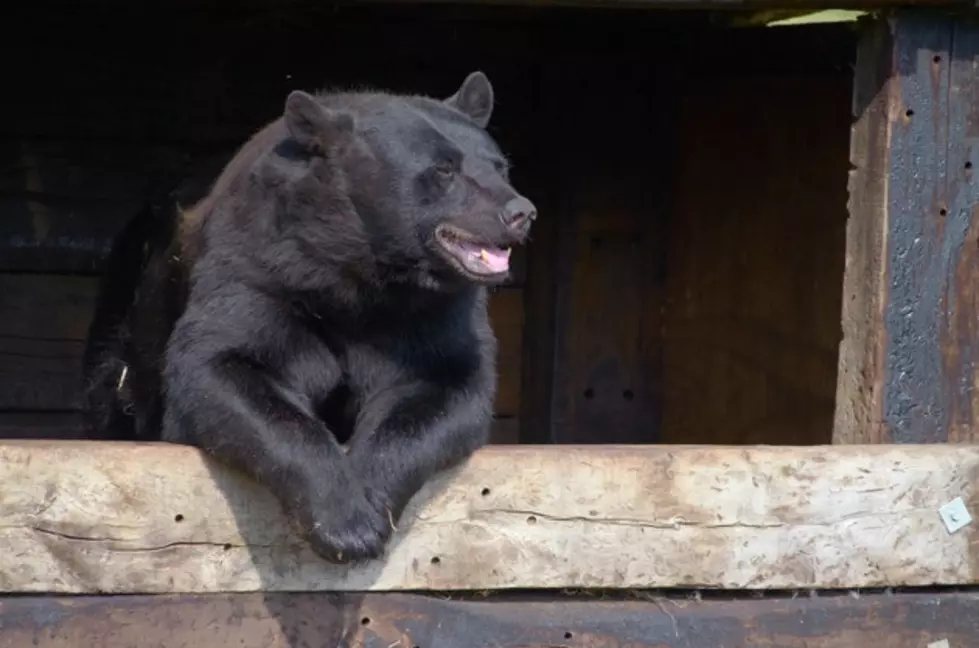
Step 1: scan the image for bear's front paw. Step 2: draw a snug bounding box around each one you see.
[363,484,402,532]
[294,492,394,565]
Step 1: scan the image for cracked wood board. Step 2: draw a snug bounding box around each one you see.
[3,591,979,647]
[0,441,977,594]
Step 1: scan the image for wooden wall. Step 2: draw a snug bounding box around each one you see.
[0,3,855,445]
[520,24,857,444]
[662,45,854,445]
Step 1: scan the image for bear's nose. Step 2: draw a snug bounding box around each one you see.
[501,196,537,229]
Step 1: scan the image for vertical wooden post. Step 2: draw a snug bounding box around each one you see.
[835,12,979,444]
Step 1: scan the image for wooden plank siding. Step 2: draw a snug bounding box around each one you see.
[0,442,977,594]
[2,590,979,648]
[664,73,850,446]
[524,26,855,446]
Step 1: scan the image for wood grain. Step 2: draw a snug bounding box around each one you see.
[835,14,979,444]
[833,17,895,445]
[2,590,979,648]
[1,441,977,594]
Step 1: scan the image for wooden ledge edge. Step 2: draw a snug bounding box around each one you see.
[0,441,977,594]
[3,590,979,647]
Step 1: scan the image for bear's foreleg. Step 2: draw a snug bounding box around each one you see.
[164,350,394,564]
[346,384,493,528]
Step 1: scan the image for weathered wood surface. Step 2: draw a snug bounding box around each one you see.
[835,13,979,444]
[1,442,978,594]
[2,590,979,648]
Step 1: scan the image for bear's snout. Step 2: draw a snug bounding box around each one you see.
[500,195,536,236]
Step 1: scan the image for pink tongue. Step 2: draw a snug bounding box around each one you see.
[479,248,510,273]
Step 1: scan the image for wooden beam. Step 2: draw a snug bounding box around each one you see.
[2,590,979,648]
[1,442,978,594]
[0,275,97,411]
[836,12,979,444]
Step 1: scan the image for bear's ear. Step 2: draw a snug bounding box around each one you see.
[445,71,494,129]
[284,90,353,153]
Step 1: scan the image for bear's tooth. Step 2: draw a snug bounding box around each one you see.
[504,248,512,257]
[479,249,490,261]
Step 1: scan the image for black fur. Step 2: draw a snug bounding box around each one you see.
[82,200,186,440]
[82,71,536,563]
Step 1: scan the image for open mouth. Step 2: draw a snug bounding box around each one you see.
[434,225,512,279]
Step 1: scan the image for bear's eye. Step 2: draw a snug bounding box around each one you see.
[434,163,455,178]
[491,159,509,177]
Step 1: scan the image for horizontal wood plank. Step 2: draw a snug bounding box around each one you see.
[0,442,977,594]
[0,413,88,439]
[2,590,978,648]
[0,275,97,341]
[0,339,85,411]
[0,275,97,411]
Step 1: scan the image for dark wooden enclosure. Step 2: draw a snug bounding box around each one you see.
[7,3,979,646]
[0,2,855,448]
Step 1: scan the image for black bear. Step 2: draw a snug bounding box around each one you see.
[82,71,537,563]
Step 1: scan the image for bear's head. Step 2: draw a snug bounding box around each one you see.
[280,71,536,291]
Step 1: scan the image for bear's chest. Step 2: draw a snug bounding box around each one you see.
[332,323,484,393]
[302,326,484,445]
